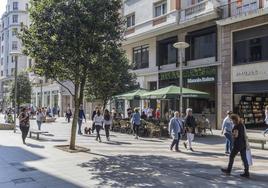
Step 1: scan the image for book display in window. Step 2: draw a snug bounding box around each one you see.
[239,96,266,126]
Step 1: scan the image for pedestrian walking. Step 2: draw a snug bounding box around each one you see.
[103,109,112,141]
[91,107,98,133]
[132,108,141,139]
[78,104,86,135]
[183,108,196,151]
[57,105,60,117]
[169,111,184,152]
[221,114,250,178]
[263,106,268,136]
[65,107,72,123]
[93,109,103,142]
[221,111,234,155]
[19,107,30,144]
[36,108,45,130]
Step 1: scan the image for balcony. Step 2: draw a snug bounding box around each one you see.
[179,0,220,24]
[218,0,268,24]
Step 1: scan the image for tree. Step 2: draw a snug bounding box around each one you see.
[85,46,138,109]
[21,0,125,149]
[10,72,32,108]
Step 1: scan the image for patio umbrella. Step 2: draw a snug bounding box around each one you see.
[141,85,209,99]
[113,89,149,100]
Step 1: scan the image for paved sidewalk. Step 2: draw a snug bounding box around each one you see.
[0,117,267,188]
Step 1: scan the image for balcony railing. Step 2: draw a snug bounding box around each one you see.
[179,0,219,23]
[220,0,267,19]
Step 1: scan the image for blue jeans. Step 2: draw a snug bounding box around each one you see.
[224,132,233,153]
[170,133,181,151]
[78,119,82,134]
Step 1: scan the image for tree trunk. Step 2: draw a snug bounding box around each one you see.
[69,77,86,150]
[69,82,79,150]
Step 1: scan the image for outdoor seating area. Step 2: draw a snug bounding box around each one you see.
[112,118,169,138]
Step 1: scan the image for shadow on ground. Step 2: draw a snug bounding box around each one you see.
[0,145,82,188]
[78,154,268,188]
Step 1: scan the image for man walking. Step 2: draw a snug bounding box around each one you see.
[78,104,86,135]
[221,111,234,155]
[169,111,184,152]
[183,108,196,151]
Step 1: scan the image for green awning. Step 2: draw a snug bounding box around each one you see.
[114,89,149,100]
[141,85,209,99]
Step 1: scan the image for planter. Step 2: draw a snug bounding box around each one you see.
[0,123,15,130]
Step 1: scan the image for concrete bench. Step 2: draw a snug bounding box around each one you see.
[45,118,56,123]
[248,137,267,150]
[29,130,49,140]
[0,123,15,130]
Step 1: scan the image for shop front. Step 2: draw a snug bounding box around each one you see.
[158,66,218,126]
[232,62,268,128]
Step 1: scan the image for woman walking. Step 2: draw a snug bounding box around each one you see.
[169,111,184,152]
[183,108,196,151]
[221,114,250,178]
[103,109,112,141]
[263,106,268,136]
[65,108,72,123]
[93,110,103,142]
[19,107,30,144]
[221,111,234,155]
[36,108,45,130]
[132,108,141,139]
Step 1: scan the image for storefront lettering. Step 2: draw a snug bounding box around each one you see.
[159,67,216,82]
[236,70,267,77]
[187,77,215,83]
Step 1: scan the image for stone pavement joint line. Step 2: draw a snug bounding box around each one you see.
[0,117,267,188]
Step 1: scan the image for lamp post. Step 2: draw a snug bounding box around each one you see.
[173,42,190,114]
[9,52,21,133]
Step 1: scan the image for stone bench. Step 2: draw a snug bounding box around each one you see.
[45,118,56,123]
[0,123,15,130]
[29,129,49,140]
[248,137,267,150]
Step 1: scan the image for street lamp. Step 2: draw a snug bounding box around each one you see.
[173,42,190,114]
[9,51,22,133]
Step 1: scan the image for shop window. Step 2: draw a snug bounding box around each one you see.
[126,13,135,28]
[154,1,167,17]
[149,82,157,91]
[157,37,177,66]
[133,45,149,70]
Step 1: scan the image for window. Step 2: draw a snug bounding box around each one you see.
[28,59,32,68]
[12,15,18,23]
[1,58,3,65]
[12,28,18,36]
[11,68,15,76]
[233,25,268,65]
[6,70,8,76]
[13,2,18,10]
[149,82,157,91]
[190,33,216,60]
[1,46,3,53]
[133,45,149,70]
[126,14,135,28]
[25,3,29,10]
[12,41,18,50]
[157,37,177,66]
[1,33,3,41]
[11,56,18,63]
[0,71,3,76]
[154,1,167,17]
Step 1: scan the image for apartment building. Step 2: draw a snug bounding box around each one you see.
[122,0,221,127]
[0,0,30,109]
[217,0,268,128]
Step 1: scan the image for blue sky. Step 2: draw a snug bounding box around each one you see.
[0,0,7,18]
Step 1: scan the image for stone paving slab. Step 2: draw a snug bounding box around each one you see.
[0,117,267,187]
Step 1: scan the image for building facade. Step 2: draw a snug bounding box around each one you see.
[0,0,30,108]
[122,0,221,127]
[217,0,268,128]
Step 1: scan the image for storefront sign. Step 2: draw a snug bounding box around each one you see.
[159,67,216,83]
[232,62,268,82]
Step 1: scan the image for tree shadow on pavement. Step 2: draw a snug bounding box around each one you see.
[103,141,132,145]
[0,145,82,188]
[192,135,225,145]
[25,143,45,149]
[78,154,268,188]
